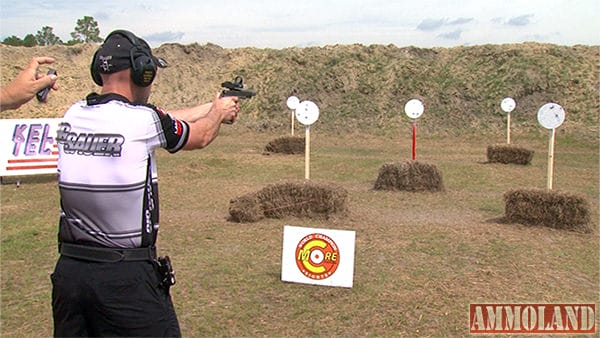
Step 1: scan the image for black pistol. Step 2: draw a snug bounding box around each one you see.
[220,76,256,124]
[221,76,256,99]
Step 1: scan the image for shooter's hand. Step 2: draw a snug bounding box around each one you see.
[212,92,240,124]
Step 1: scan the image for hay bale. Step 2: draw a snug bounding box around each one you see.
[487,144,534,165]
[373,161,444,192]
[264,136,305,154]
[229,181,348,223]
[228,193,264,223]
[504,189,591,231]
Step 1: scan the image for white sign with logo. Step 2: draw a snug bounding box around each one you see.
[281,225,356,288]
[0,118,61,176]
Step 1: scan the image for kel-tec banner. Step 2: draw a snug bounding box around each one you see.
[0,118,61,176]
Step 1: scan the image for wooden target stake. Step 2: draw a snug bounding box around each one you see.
[547,128,556,190]
[412,119,417,161]
[286,96,300,136]
[291,110,295,136]
[294,100,319,180]
[506,112,511,144]
[305,125,310,179]
[537,102,565,191]
[501,97,516,145]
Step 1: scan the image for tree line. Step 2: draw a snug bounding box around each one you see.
[2,16,102,46]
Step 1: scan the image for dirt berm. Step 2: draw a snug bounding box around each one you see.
[1,42,597,140]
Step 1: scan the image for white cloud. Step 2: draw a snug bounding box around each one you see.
[417,19,447,32]
[438,30,463,40]
[506,14,534,26]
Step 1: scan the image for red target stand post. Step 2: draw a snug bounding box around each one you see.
[374,98,443,191]
[295,100,319,180]
[404,99,424,160]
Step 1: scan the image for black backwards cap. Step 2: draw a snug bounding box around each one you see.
[91,29,168,86]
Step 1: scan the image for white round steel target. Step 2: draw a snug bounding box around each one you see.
[295,100,320,125]
[404,99,424,119]
[537,102,565,129]
[501,97,516,113]
[286,96,300,110]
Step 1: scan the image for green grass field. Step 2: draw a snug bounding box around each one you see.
[1,130,598,337]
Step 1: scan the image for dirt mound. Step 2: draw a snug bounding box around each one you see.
[264,136,305,154]
[486,144,534,165]
[1,42,597,139]
[504,189,592,232]
[373,161,444,192]
[229,180,348,223]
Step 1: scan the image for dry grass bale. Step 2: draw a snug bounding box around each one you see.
[264,136,305,154]
[487,144,534,165]
[504,189,592,231]
[229,181,348,223]
[259,181,348,219]
[228,193,264,223]
[373,161,444,192]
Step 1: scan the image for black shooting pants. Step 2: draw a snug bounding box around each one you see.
[51,255,181,337]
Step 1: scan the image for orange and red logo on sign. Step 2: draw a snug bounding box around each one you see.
[295,233,339,280]
[469,303,596,334]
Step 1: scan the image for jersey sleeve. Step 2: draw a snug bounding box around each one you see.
[153,106,190,153]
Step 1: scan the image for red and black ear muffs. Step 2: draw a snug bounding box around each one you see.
[90,30,157,87]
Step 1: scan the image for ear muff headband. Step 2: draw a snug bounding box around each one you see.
[90,30,157,87]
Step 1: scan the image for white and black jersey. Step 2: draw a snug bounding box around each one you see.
[57,93,189,248]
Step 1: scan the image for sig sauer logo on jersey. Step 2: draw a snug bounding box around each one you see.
[57,122,124,156]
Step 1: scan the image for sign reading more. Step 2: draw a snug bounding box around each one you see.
[281,225,356,288]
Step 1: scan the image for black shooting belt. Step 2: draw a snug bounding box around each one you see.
[59,242,157,263]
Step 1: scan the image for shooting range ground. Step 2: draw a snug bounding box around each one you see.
[2,132,597,337]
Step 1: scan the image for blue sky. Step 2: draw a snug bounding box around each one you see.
[0,0,598,48]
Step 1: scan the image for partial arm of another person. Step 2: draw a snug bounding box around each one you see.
[0,57,58,112]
